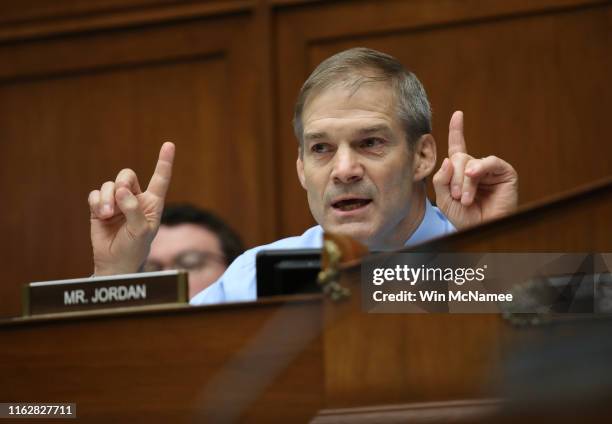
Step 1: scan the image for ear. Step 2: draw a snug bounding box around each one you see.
[412,134,437,181]
[296,150,307,190]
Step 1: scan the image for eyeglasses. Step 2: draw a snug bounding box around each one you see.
[142,250,226,273]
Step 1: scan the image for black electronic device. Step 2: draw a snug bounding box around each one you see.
[256,249,321,297]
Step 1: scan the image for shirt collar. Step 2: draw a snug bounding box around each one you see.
[404,198,444,247]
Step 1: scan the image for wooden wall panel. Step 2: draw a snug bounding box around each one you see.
[0,13,274,317]
[0,0,252,41]
[0,0,177,23]
[275,0,612,238]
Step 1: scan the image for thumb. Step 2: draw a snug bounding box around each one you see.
[115,187,149,239]
[432,158,453,202]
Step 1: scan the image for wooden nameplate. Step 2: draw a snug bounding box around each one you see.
[23,270,188,316]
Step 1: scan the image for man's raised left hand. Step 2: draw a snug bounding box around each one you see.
[432,111,518,229]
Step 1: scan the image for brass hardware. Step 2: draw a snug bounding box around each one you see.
[318,239,351,301]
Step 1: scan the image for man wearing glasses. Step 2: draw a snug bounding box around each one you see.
[142,204,244,299]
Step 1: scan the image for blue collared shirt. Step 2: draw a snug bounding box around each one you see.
[190,199,455,305]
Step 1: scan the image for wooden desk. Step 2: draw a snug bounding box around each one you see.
[1,297,324,422]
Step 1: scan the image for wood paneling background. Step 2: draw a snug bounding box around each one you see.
[0,0,610,317]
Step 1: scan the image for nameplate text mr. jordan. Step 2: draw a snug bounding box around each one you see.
[23,271,188,316]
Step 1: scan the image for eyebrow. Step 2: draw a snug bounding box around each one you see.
[303,125,393,142]
[303,131,327,142]
[356,125,393,137]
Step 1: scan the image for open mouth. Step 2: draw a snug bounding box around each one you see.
[332,198,372,212]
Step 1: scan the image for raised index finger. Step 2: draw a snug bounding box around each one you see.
[448,110,467,157]
[146,142,175,198]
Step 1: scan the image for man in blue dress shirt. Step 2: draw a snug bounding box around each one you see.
[87,48,518,305]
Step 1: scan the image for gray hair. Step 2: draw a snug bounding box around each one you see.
[293,47,432,147]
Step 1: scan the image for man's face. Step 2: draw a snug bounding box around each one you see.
[146,224,227,299]
[297,82,420,248]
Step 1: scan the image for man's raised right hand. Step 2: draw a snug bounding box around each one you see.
[88,142,175,276]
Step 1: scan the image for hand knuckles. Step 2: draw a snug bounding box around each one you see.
[120,199,136,212]
[495,157,516,173]
[463,178,475,190]
[466,157,480,166]
[450,152,472,165]
[116,168,137,185]
[88,196,99,210]
[449,153,463,163]
[451,176,463,188]
[432,172,443,185]
[118,168,136,178]
[101,181,115,190]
